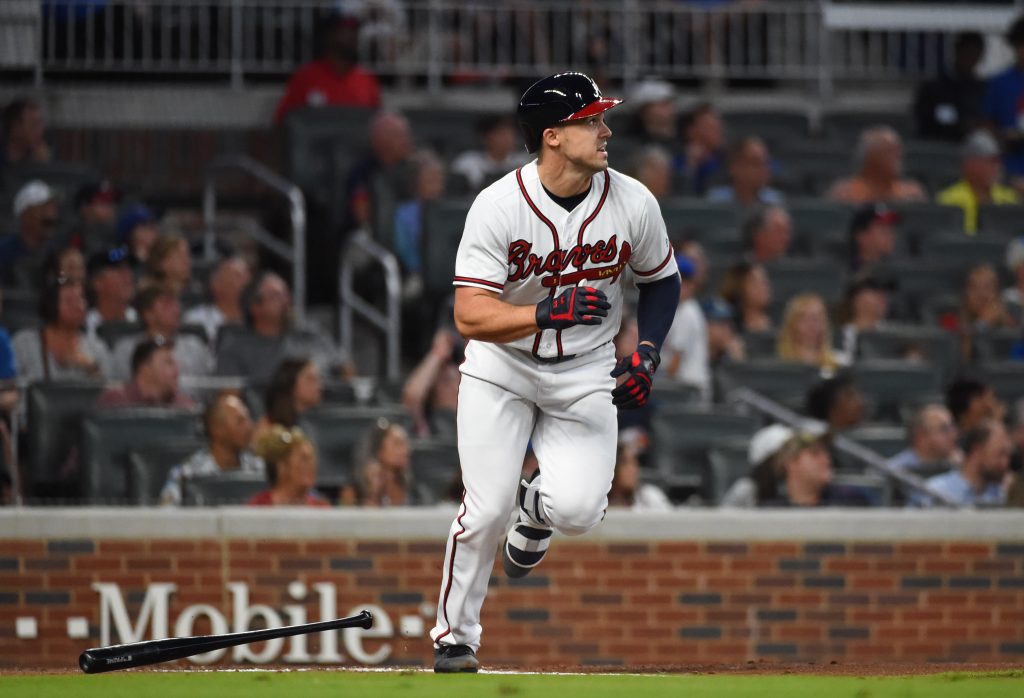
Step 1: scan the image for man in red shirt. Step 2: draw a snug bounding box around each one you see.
[274,14,381,125]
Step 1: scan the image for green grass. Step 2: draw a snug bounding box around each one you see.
[2,670,1023,698]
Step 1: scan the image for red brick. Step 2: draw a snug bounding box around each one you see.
[73,557,123,572]
[950,609,994,623]
[921,625,971,641]
[849,576,897,591]
[750,543,800,556]
[729,559,774,573]
[875,560,918,572]
[98,541,147,554]
[923,560,968,573]
[778,592,824,605]
[702,575,749,590]
[776,625,824,640]
[851,609,893,623]
[0,541,44,554]
[824,558,872,573]
[927,593,970,605]
[150,541,199,554]
[654,542,701,555]
[901,609,944,622]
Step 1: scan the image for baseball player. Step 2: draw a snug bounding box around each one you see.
[431,72,681,672]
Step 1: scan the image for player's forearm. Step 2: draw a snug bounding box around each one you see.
[454,295,539,343]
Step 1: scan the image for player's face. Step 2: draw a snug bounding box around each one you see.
[556,113,613,173]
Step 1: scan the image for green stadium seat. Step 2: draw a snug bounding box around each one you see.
[298,405,410,489]
[26,381,106,499]
[716,359,820,407]
[182,472,267,506]
[127,439,206,506]
[421,198,473,297]
[978,204,1024,239]
[855,325,959,379]
[850,360,943,424]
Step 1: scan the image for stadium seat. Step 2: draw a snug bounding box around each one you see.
[903,141,962,195]
[650,406,758,499]
[182,472,267,506]
[978,204,1024,239]
[409,438,460,504]
[973,328,1021,362]
[888,202,964,252]
[980,361,1024,404]
[820,111,913,141]
[298,405,410,489]
[660,200,739,241]
[26,381,106,498]
[80,409,202,504]
[653,382,704,409]
[873,261,962,321]
[706,435,752,505]
[720,110,811,146]
[850,360,943,423]
[843,425,907,459]
[741,330,778,359]
[788,199,853,254]
[716,359,820,407]
[127,439,206,505]
[408,109,495,159]
[765,258,846,310]
[96,321,144,350]
[855,325,959,380]
[421,198,473,297]
[920,237,1006,273]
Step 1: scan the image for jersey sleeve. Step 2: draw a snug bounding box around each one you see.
[628,188,678,283]
[453,192,508,293]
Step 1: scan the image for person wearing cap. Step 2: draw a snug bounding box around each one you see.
[848,202,899,271]
[116,203,160,267]
[84,246,137,342]
[663,254,710,401]
[836,270,894,359]
[707,137,785,207]
[622,78,678,147]
[1,98,51,168]
[720,423,795,507]
[273,12,381,125]
[984,14,1024,189]
[913,31,986,143]
[109,284,213,383]
[826,126,926,204]
[68,180,119,251]
[0,180,59,288]
[97,336,194,410]
[451,115,529,193]
[936,130,1019,234]
[741,204,792,264]
[701,296,745,368]
[761,429,872,507]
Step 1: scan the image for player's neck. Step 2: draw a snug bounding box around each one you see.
[536,156,595,197]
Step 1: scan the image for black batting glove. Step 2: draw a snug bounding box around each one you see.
[536,286,610,331]
[610,344,660,410]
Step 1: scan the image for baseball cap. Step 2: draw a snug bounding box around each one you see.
[13,180,56,218]
[961,130,1001,159]
[844,269,897,300]
[87,245,131,277]
[116,204,156,243]
[748,424,794,466]
[675,253,695,280]
[74,180,119,209]
[699,296,734,323]
[849,203,900,235]
[629,79,675,109]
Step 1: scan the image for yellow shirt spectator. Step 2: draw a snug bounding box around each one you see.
[937,180,1019,234]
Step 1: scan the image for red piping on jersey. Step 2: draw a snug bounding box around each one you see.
[575,171,610,247]
[453,276,504,291]
[517,167,561,359]
[634,246,674,277]
[435,493,468,646]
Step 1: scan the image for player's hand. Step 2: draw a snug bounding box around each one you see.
[535,286,610,331]
[610,344,660,410]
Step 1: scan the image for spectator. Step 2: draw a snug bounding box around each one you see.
[0,180,59,289]
[912,420,1013,507]
[941,263,1016,362]
[848,202,899,271]
[341,418,412,506]
[96,336,194,409]
[777,293,842,372]
[344,110,415,232]
[946,377,1005,432]
[402,328,462,438]
[450,115,528,192]
[630,145,673,200]
[701,297,746,367]
[273,13,381,125]
[937,131,1020,234]
[806,372,866,433]
[12,275,110,382]
[663,255,710,400]
[1004,237,1024,320]
[888,404,960,472]
[913,31,987,142]
[680,102,725,195]
[719,260,772,333]
[160,393,264,505]
[142,235,196,298]
[116,204,160,267]
[760,429,871,507]
[254,356,323,442]
[622,79,678,147]
[0,290,14,383]
[182,256,251,345]
[110,284,212,382]
[394,150,446,280]
[42,246,86,284]
[84,246,136,341]
[216,272,350,385]
[68,180,118,252]
[707,136,784,207]
[827,126,926,204]
[677,239,708,294]
[721,422,826,508]
[249,425,330,507]
[1,98,51,167]
[836,271,894,359]
[984,15,1024,191]
[606,441,672,511]
[742,205,792,264]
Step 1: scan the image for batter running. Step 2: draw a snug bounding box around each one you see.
[431,72,681,672]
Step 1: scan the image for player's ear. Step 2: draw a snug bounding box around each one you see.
[542,126,561,151]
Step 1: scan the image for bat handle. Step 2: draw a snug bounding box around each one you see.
[356,609,374,629]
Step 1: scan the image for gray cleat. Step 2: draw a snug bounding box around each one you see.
[433,644,480,673]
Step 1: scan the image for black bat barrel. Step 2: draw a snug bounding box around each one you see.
[79,610,373,674]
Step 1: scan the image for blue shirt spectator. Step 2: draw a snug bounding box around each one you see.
[984,16,1024,178]
[909,420,1010,507]
[0,327,14,380]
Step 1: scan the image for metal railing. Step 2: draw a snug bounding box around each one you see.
[728,387,964,509]
[24,0,1024,93]
[202,154,307,325]
[338,229,402,384]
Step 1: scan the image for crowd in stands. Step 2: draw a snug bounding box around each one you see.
[4,10,1024,511]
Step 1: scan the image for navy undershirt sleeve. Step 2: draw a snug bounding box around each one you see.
[635,272,681,352]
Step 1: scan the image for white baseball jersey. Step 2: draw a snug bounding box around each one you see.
[453,160,679,358]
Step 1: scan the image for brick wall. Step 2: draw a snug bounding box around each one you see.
[3,524,1024,669]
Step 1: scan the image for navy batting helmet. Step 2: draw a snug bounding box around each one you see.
[517,72,624,154]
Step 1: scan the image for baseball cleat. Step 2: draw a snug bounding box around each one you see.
[433,643,480,673]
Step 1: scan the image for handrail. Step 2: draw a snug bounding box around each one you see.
[202,154,307,325]
[727,387,964,509]
[338,229,402,384]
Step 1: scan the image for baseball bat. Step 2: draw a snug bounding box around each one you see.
[79,609,373,674]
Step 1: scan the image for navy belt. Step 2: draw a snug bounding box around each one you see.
[533,352,576,364]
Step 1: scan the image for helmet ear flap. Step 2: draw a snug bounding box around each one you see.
[518,120,542,154]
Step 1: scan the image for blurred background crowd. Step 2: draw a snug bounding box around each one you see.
[2,0,1024,511]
